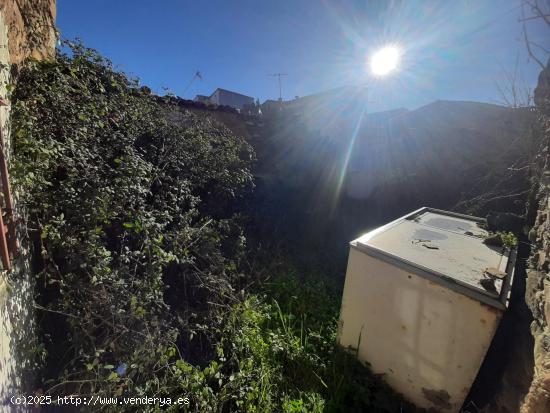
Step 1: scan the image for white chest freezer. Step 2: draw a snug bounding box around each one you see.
[338,207,515,412]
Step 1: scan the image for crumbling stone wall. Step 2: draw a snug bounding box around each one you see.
[0,0,55,407]
[521,58,550,413]
[0,0,56,65]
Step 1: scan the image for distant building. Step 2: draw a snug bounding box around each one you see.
[194,94,210,104]
[194,88,254,110]
[260,99,284,113]
[209,88,254,110]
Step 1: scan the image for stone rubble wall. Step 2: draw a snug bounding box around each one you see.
[0,0,56,65]
[521,58,550,413]
[0,1,55,409]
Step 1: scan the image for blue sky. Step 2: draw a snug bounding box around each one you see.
[57,0,549,112]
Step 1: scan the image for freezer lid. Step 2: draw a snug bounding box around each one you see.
[351,207,514,309]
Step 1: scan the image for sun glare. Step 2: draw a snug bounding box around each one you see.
[370,46,400,76]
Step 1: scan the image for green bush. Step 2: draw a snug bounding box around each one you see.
[11,40,253,402]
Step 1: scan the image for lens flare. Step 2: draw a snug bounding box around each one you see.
[370,47,400,76]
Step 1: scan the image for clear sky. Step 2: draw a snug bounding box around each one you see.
[57,0,549,112]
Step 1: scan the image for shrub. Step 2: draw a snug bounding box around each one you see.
[11,40,253,401]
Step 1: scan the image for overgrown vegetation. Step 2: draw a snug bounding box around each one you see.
[483,231,519,248]
[10,41,418,412]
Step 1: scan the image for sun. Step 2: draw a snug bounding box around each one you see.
[370,46,400,76]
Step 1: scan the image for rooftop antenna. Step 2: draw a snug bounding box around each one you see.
[183,70,203,97]
[268,73,288,101]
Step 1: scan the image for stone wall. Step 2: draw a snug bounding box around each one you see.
[521,59,550,413]
[0,0,56,65]
[0,1,55,409]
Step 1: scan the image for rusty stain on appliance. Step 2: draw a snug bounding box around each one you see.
[422,388,452,410]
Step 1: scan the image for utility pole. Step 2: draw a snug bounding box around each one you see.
[268,73,288,101]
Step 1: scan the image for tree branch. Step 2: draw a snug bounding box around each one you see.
[521,3,546,70]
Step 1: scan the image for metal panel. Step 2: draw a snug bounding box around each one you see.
[338,248,503,412]
[350,207,515,309]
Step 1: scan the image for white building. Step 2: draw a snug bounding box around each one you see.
[195,88,254,110]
